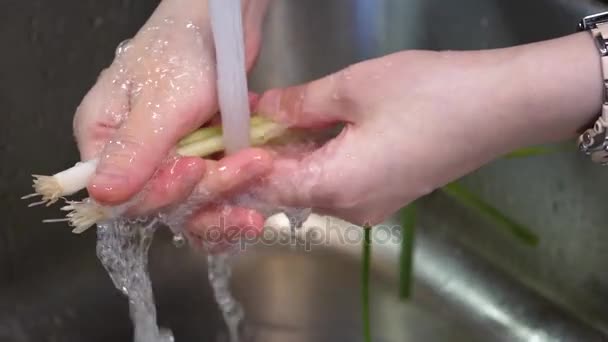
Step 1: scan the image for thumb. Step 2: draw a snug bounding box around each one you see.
[256,69,356,128]
[88,97,207,205]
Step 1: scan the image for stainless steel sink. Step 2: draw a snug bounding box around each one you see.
[2,0,608,341]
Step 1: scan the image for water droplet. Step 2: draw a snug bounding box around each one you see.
[172,233,186,248]
[343,70,352,80]
[115,39,132,58]
[283,207,312,230]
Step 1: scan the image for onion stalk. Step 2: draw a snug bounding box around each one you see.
[398,204,416,300]
[25,115,286,233]
[361,224,372,342]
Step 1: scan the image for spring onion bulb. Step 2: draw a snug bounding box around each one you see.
[21,159,99,207]
[27,116,287,234]
[42,199,111,234]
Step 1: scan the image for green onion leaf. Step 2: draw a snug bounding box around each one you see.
[362,225,372,342]
[441,182,539,246]
[399,204,416,300]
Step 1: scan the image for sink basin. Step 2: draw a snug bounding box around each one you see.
[2,0,608,341]
[0,214,604,342]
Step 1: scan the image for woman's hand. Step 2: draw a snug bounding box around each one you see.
[231,32,603,226]
[73,0,269,216]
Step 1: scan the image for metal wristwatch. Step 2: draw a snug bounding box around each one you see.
[578,11,608,164]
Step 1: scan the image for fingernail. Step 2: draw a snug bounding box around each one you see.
[89,170,130,203]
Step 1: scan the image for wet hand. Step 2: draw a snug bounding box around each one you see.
[73,0,268,214]
[248,50,538,225]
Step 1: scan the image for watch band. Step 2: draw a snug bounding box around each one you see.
[578,13,608,164]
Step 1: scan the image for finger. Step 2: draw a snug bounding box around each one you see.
[243,0,271,70]
[207,92,259,126]
[186,205,266,250]
[73,66,129,160]
[196,147,273,196]
[248,91,260,109]
[126,157,206,216]
[88,88,209,205]
[315,206,390,227]
[256,127,359,210]
[255,68,355,128]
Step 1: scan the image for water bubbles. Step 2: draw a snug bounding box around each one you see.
[172,232,186,248]
[168,56,179,65]
[115,39,132,58]
[283,207,312,230]
[158,329,175,342]
[342,69,353,80]
[208,253,245,342]
[96,219,173,342]
[145,25,161,33]
[109,139,127,150]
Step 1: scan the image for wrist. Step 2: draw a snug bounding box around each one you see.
[447,32,603,160]
[504,32,603,147]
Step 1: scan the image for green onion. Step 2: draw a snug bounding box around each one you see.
[21,159,99,207]
[441,182,539,246]
[399,204,416,300]
[362,224,372,342]
[177,116,270,147]
[25,115,287,233]
[177,117,284,157]
[504,143,573,159]
[178,126,222,147]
